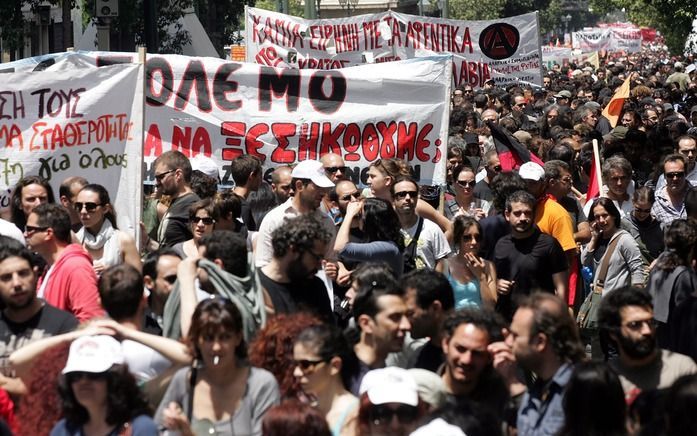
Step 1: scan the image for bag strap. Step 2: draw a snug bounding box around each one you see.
[187,365,197,423]
[405,218,424,259]
[596,235,622,287]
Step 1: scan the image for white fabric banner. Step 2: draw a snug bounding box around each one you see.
[0,52,451,188]
[541,46,573,67]
[245,7,542,88]
[0,63,144,233]
[572,28,642,53]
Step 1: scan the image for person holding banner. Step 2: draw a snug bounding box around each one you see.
[75,184,142,274]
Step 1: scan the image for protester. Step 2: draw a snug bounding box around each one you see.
[58,176,88,232]
[51,335,158,435]
[171,198,217,259]
[10,175,55,233]
[652,154,693,226]
[75,183,141,273]
[156,297,280,435]
[292,324,359,436]
[231,155,263,232]
[444,164,491,220]
[626,186,664,262]
[447,216,497,309]
[262,400,331,436]
[25,204,104,322]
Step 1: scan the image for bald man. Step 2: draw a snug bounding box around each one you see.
[321,153,348,183]
[271,165,293,203]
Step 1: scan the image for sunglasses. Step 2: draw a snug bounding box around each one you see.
[324,166,348,174]
[24,225,48,234]
[162,274,178,285]
[491,165,502,172]
[371,405,417,425]
[341,191,362,201]
[666,171,685,179]
[191,216,215,225]
[154,169,176,182]
[456,180,476,188]
[293,358,326,371]
[623,319,656,331]
[68,371,108,382]
[393,190,418,200]
[74,202,102,213]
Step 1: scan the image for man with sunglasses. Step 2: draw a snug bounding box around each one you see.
[152,151,200,249]
[598,286,696,401]
[473,150,501,203]
[143,248,182,335]
[320,153,349,225]
[0,236,77,397]
[392,177,450,273]
[24,204,103,322]
[652,154,694,227]
[654,136,697,192]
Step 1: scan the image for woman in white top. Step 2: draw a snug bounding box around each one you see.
[75,184,141,274]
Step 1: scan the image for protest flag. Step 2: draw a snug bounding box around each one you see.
[587,52,600,70]
[586,139,603,202]
[601,76,631,128]
[486,120,544,171]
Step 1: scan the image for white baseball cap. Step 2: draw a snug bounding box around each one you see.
[190,154,220,180]
[62,335,124,374]
[519,162,545,181]
[291,160,334,188]
[410,418,467,436]
[359,367,419,406]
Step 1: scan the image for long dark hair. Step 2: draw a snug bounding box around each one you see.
[655,219,697,272]
[79,183,118,229]
[362,197,405,251]
[57,364,151,429]
[588,197,621,230]
[294,324,360,391]
[560,362,627,436]
[10,176,55,230]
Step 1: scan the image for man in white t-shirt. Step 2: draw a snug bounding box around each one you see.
[392,177,450,272]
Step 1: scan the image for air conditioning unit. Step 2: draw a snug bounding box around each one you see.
[95,0,119,18]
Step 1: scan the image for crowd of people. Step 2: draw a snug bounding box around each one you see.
[1,47,697,435]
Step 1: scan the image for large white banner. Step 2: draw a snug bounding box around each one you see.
[572,28,641,53]
[542,46,572,67]
[1,52,451,187]
[245,7,542,88]
[0,63,143,233]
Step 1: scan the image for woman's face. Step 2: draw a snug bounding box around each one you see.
[292,341,331,396]
[632,199,652,222]
[21,183,49,217]
[76,190,106,230]
[454,169,476,199]
[191,209,215,242]
[197,328,242,368]
[459,224,481,254]
[69,372,108,411]
[592,205,616,234]
[367,166,389,199]
[367,403,419,436]
[546,109,559,126]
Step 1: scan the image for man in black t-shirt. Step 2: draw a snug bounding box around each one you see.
[494,191,568,320]
[258,214,333,322]
[0,236,77,396]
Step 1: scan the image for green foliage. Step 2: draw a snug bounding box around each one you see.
[449,0,506,20]
[254,0,303,16]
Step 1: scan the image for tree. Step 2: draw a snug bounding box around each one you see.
[449,0,506,20]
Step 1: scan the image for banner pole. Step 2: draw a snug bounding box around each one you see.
[592,139,603,195]
[137,46,147,252]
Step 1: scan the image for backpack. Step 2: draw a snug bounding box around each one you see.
[403,218,424,273]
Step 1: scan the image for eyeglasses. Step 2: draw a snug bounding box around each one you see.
[456,180,476,188]
[293,358,326,372]
[665,171,685,179]
[162,274,178,285]
[371,405,417,426]
[393,190,418,200]
[304,250,324,263]
[324,166,348,174]
[191,216,215,225]
[67,371,108,382]
[557,177,573,184]
[463,89,473,94]
[491,165,502,172]
[24,225,48,234]
[154,169,176,182]
[623,319,656,331]
[341,191,362,201]
[515,103,526,107]
[74,202,101,213]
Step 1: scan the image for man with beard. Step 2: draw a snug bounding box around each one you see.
[598,286,697,401]
[440,308,509,423]
[0,236,77,396]
[493,191,568,319]
[489,293,585,436]
[255,160,336,268]
[259,214,333,321]
[350,270,411,394]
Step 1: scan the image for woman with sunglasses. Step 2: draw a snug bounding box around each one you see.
[156,297,280,436]
[445,164,491,221]
[446,215,497,309]
[292,324,359,436]
[334,197,405,278]
[51,335,158,435]
[172,199,217,259]
[75,184,141,274]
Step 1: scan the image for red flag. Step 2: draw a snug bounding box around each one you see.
[486,121,544,171]
[586,140,602,202]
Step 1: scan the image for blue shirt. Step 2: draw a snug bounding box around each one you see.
[517,362,572,436]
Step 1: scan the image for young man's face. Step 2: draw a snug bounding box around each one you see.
[0,256,37,310]
[365,294,411,353]
[441,323,491,387]
[505,201,534,235]
[614,305,657,360]
[392,181,419,217]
